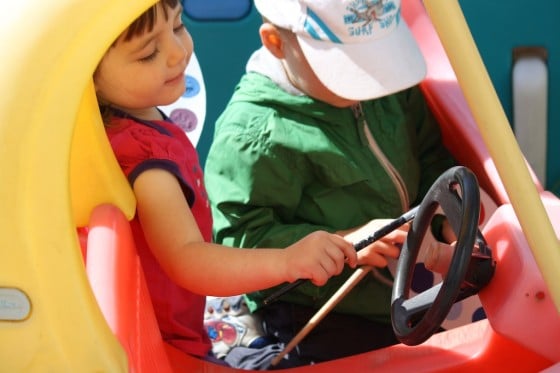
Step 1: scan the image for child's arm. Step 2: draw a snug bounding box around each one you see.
[133,168,358,296]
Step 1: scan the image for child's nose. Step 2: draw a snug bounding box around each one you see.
[167,36,187,67]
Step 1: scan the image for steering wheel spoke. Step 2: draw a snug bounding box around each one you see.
[398,284,442,316]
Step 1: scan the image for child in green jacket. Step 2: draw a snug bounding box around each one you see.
[204,0,455,368]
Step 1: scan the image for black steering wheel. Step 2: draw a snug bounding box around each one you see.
[391,166,481,345]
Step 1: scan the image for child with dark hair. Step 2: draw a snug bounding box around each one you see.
[94,0,383,364]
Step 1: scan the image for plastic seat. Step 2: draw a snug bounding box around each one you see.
[84,204,204,372]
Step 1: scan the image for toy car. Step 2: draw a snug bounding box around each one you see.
[1,0,558,371]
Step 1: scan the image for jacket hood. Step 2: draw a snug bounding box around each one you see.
[230,47,352,126]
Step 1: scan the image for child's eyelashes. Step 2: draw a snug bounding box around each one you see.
[173,23,185,34]
[139,48,160,63]
[136,20,185,63]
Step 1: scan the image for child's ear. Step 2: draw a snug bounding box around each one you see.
[259,23,284,59]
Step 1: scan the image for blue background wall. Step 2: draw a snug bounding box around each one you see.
[182,0,261,168]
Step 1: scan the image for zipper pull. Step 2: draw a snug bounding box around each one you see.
[351,103,368,146]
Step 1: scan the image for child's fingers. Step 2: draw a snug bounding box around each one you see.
[320,236,356,276]
[331,234,358,268]
[381,225,409,244]
[298,232,356,285]
[357,240,401,267]
[357,250,389,267]
[424,241,455,276]
[309,262,330,286]
[372,240,402,258]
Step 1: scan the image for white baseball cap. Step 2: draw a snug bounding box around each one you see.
[254,0,427,100]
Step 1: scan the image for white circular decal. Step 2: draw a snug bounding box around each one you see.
[160,52,206,146]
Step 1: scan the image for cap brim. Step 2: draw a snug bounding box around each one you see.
[296,20,426,101]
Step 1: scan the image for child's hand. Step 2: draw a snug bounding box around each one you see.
[284,231,357,286]
[440,218,457,243]
[424,240,456,276]
[345,219,410,268]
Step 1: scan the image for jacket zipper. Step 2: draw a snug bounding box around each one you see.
[352,103,410,213]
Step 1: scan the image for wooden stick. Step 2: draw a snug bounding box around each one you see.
[269,266,373,367]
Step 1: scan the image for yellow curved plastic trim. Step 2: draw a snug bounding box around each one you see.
[423,0,560,311]
[0,0,154,370]
[70,81,136,226]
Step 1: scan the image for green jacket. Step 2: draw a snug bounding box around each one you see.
[204,71,454,323]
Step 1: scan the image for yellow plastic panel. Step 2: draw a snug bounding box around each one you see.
[0,0,155,371]
[70,81,136,227]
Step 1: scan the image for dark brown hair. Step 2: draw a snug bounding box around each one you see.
[98,0,181,123]
[120,0,180,43]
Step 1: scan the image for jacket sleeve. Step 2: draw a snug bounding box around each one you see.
[205,110,334,250]
[205,109,341,301]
